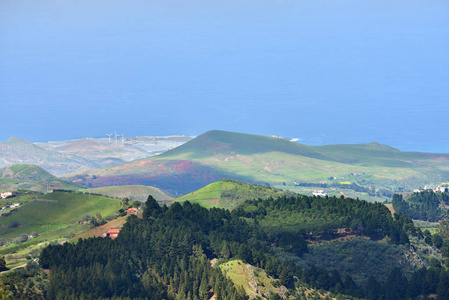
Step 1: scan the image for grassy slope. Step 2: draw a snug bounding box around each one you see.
[156,131,449,194]
[219,259,333,300]
[0,191,121,239]
[175,181,225,208]
[175,180,287,210]
[219,260,288,299]
[81,185,174,202]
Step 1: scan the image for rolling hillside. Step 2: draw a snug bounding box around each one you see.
[0,191,121,244]
[65,130,449,197]
[0,164,79,193]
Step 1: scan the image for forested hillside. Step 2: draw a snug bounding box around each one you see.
[37,194,449,299]
[392,190,449,221]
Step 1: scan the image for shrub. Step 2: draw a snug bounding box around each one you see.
[8,220,20,228]
[12,233,28,244]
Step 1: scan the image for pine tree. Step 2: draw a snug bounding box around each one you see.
[0,256,6,271]
[143,195,162,219]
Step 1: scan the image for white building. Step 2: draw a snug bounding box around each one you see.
[312,190,327,197]
[435,186,448,193]
[0,192,12,199]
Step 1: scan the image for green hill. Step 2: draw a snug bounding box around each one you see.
[0,191,121,253]
[175,179,288,209]
[65,130,449,198]
[158,130,322,160]
[159,130,439,168]
[0,164,79,193]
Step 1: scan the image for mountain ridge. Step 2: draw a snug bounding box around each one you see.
[66,130,449,197]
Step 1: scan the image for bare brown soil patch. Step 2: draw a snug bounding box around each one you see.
[385,203,396,214]
[72,216,127,240]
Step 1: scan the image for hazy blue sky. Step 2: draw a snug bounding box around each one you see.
[1,0,448,152]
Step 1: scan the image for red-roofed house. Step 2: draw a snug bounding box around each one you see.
[125,208,137,214]
[103,229,120,239]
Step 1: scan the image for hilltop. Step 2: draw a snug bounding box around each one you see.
[0,164,79,193]
[160,130,447,168]
[68,130,449,198]
[175,179,289,210]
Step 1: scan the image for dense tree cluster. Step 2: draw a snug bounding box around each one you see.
[0,262,48,299]
[393,190,449,221]
[40,196,266,299]
[39,194,449,299]
[236,195,411,244]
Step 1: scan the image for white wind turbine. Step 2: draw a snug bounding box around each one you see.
[106,133,113,143]
[114,131,118,144]
[121,133,125,146]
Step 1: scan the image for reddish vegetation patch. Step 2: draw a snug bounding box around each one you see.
[138,159,153,166]
[75,159,230,194]
[205,198,219,205]
[173,160,195,172]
